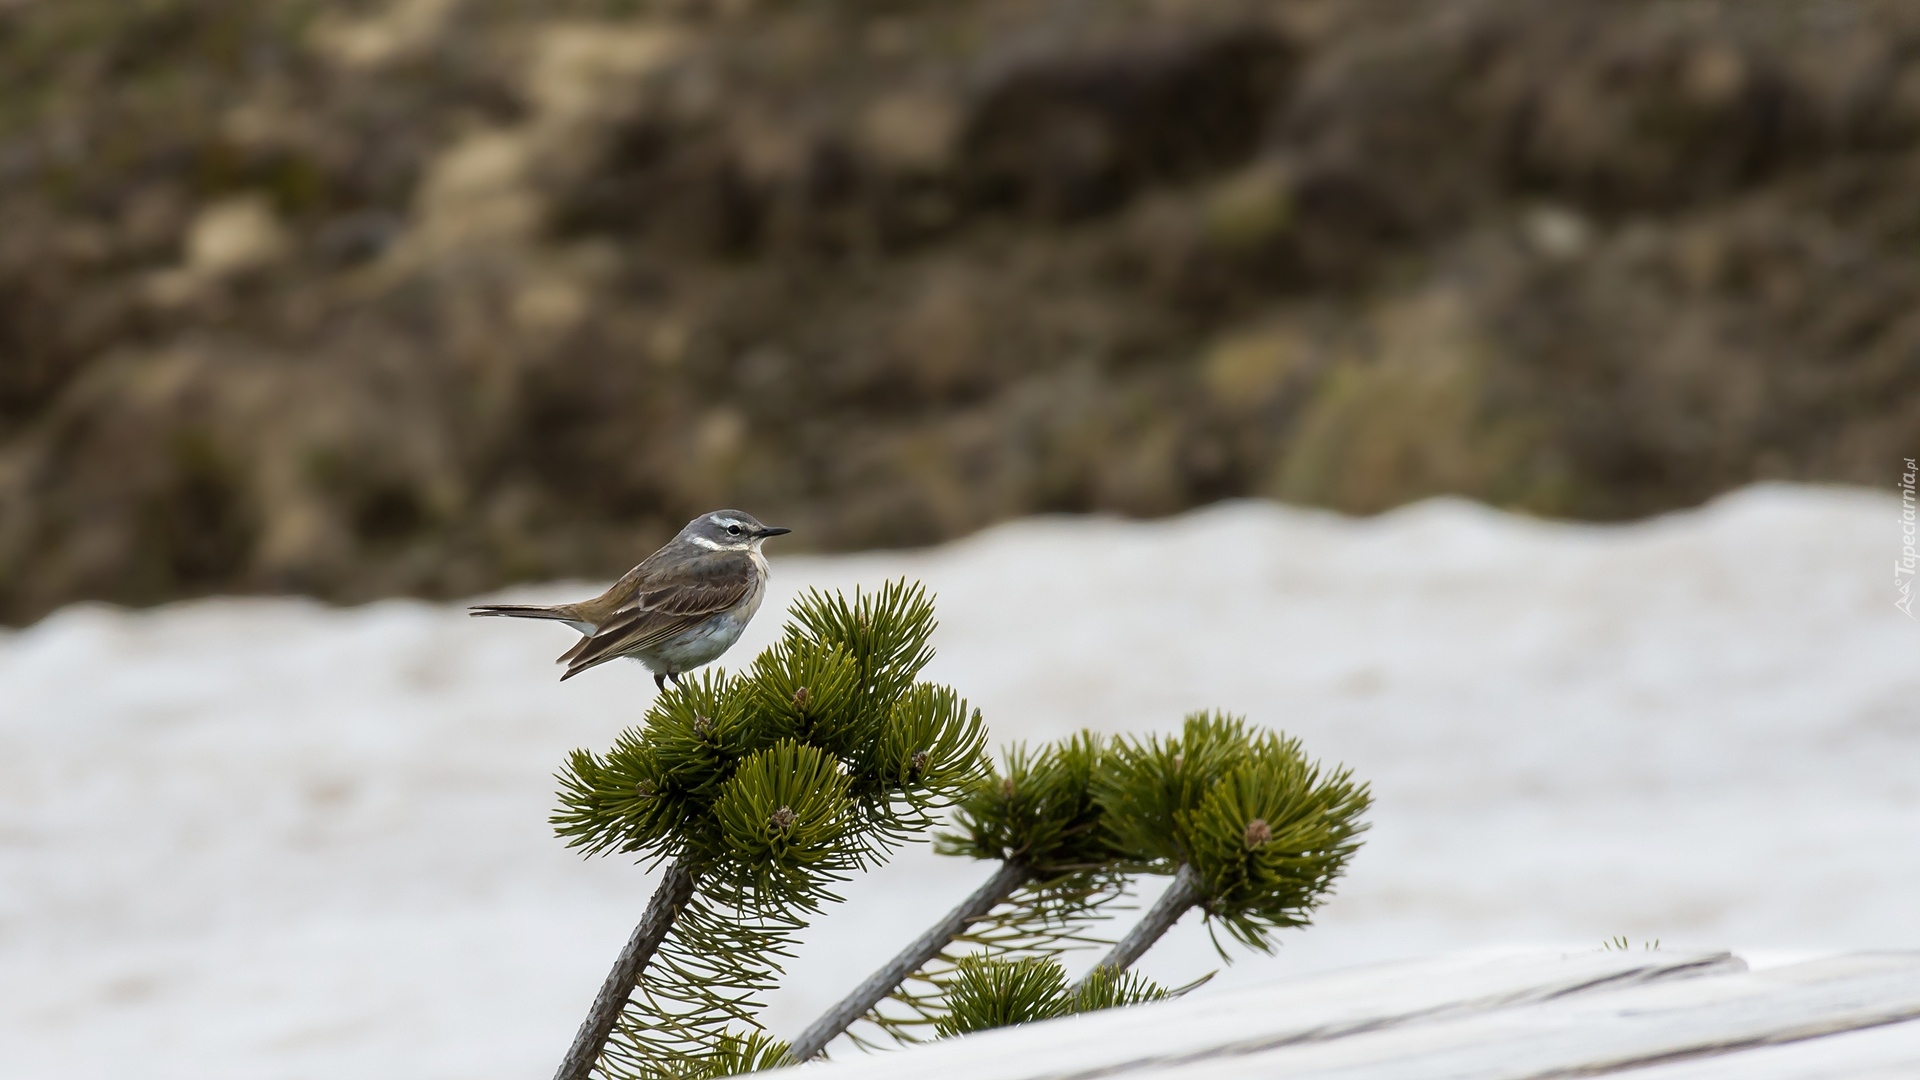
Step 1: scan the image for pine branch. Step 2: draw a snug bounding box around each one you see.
[788,859,1032,1061]
[547,581,987,1079]
[848,873,1128,1050]
[545,591,1367,1076]
[925,714,1370,1037]
[1090,712,1372,973]
[1073,863,1200,989]
[598,876,822,1076]
[809,732,1132,1056]
[554,862,697,1080]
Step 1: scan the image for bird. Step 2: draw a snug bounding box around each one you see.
[470,510,791,687]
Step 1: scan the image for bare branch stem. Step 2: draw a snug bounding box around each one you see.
[788,859,1031,1061]
[1075,863,1201,988]
[554,862,697,1080]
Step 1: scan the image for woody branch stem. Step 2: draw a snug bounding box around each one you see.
[553,862,697,1080]
[789,859,1032,1061]
[1076,863,1202,988]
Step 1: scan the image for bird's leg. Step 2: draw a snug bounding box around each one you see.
[670,673,684,687]
[653,672,667,691]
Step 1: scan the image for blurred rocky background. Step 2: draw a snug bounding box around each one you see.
[1,0,1916,624]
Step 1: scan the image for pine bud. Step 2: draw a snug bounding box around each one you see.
[1171,754,1184,772]
[1000,777,1016,799]
[792,686,812,709]
[634,781,657,799]
[910,750,930,775]
[693,715,714,739]
[770,806,797,831]
[1244,818,1271,848]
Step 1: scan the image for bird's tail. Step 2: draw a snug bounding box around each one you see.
[469,603,577,623]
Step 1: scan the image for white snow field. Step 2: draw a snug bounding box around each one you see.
[1,484,1916,1079]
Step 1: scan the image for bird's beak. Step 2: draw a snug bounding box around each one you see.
[758,525,792,537]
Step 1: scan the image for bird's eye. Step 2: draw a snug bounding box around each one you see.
[727,524,741,535]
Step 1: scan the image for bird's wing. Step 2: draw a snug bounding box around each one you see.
[559,554,758,678]
[624,567,757,619]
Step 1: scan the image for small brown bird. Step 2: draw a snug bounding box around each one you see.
[470,510,790,686]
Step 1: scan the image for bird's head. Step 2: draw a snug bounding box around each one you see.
[679,509,791,552]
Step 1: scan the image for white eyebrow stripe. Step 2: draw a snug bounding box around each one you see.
[687,535,724,550]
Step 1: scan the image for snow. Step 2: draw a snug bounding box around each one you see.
[1,483,1915,1079]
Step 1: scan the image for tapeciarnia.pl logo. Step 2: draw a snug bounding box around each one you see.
[1899,457,1917,618]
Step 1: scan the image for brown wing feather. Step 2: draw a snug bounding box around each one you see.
[632,576,751,616]
[555,634,594,666]
[559,552,758,677]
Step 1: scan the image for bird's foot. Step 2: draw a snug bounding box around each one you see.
[670,672,684,686]
[653,672,667,691]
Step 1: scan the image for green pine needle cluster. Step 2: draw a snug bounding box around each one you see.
[702,1032,796,1078]
[936,732,1126,877]
[932,955,1170,1038]
[619,1029,796,1080]
[552,581,988,1078]
[1099,712,1373,954]
[1071,964,1177,1013]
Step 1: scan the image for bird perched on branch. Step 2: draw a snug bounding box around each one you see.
[470,510,790,687]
